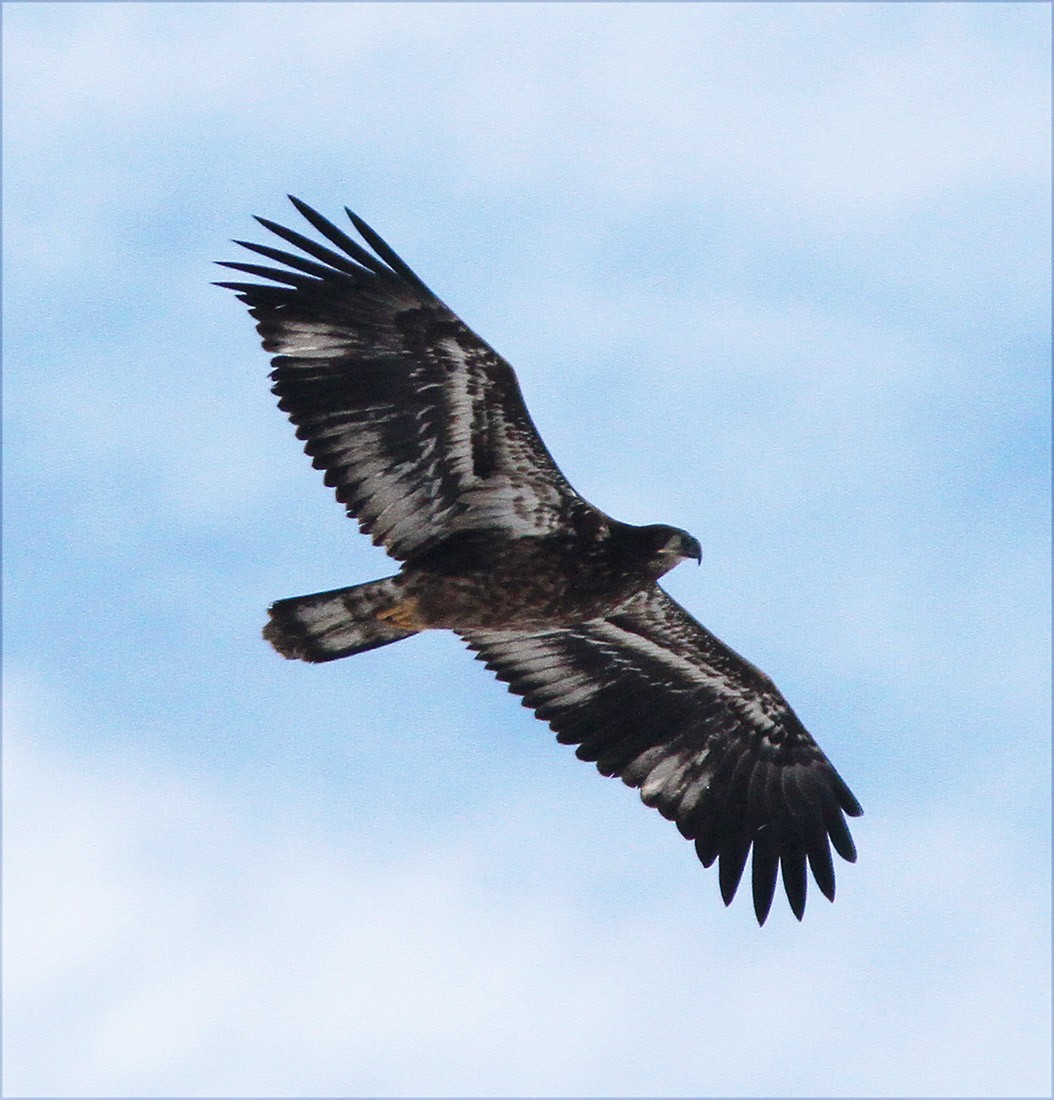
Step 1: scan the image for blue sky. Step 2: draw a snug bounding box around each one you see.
[3,2,1050,1096]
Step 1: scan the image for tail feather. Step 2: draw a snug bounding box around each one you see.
[264,576,415,662]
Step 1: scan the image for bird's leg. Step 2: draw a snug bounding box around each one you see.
[376,597,424,632]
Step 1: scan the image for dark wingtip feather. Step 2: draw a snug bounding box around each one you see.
[718,834,751,907]
[694,833,720,869]
[827,809,858,863]
[253,214,374,278]
[346,209,375,240]
[807,837,837,903]
[781,846,808,920]
[287,193,318,220]
[834,774,864,818]
[751,833,779,926]
[282,196,391,277]
[344,208,432,294]
[214,259,315,288]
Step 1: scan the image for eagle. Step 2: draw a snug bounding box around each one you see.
[217,197,862,925]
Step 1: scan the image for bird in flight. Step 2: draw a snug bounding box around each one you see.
[218,197,862,924]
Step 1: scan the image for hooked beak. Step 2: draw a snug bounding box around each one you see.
[680,533,703,565]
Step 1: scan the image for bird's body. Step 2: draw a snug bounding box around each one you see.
[219,198,862,924]
[410,522,696,627]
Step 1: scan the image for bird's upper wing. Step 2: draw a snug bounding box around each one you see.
[461,586,862,924]
[217,197,587,560]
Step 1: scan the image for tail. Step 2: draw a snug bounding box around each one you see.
[263,576,416,663]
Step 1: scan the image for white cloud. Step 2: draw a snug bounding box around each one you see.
[4,672,1049,1097]
[5,3,1048,228]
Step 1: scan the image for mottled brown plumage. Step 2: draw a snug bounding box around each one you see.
[218,198,861,924]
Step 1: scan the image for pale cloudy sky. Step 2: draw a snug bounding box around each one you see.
[3,3,1050,1097]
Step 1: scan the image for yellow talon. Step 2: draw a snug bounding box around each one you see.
[376,599,423,632]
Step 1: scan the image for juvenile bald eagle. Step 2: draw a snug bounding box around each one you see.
[218,197,862,924]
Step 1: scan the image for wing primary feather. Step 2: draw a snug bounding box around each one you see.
[826,806,858,863]
[714,751,755,906]
[718,833,751,906]
[693,825,721,868]
[834,774,865,818]
[780,844,808,920]
[345,209,433,295]
[285,195,392,276]
[751,829,780,925]
[253,215,375,277]
[233,239,347,281]
[806,833,836,902]
[215,259,322,290]
[213,280,283,298]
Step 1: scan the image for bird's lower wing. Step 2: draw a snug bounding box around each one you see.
[461,585,862,924]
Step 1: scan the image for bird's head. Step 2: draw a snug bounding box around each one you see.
[639,523,703,576]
